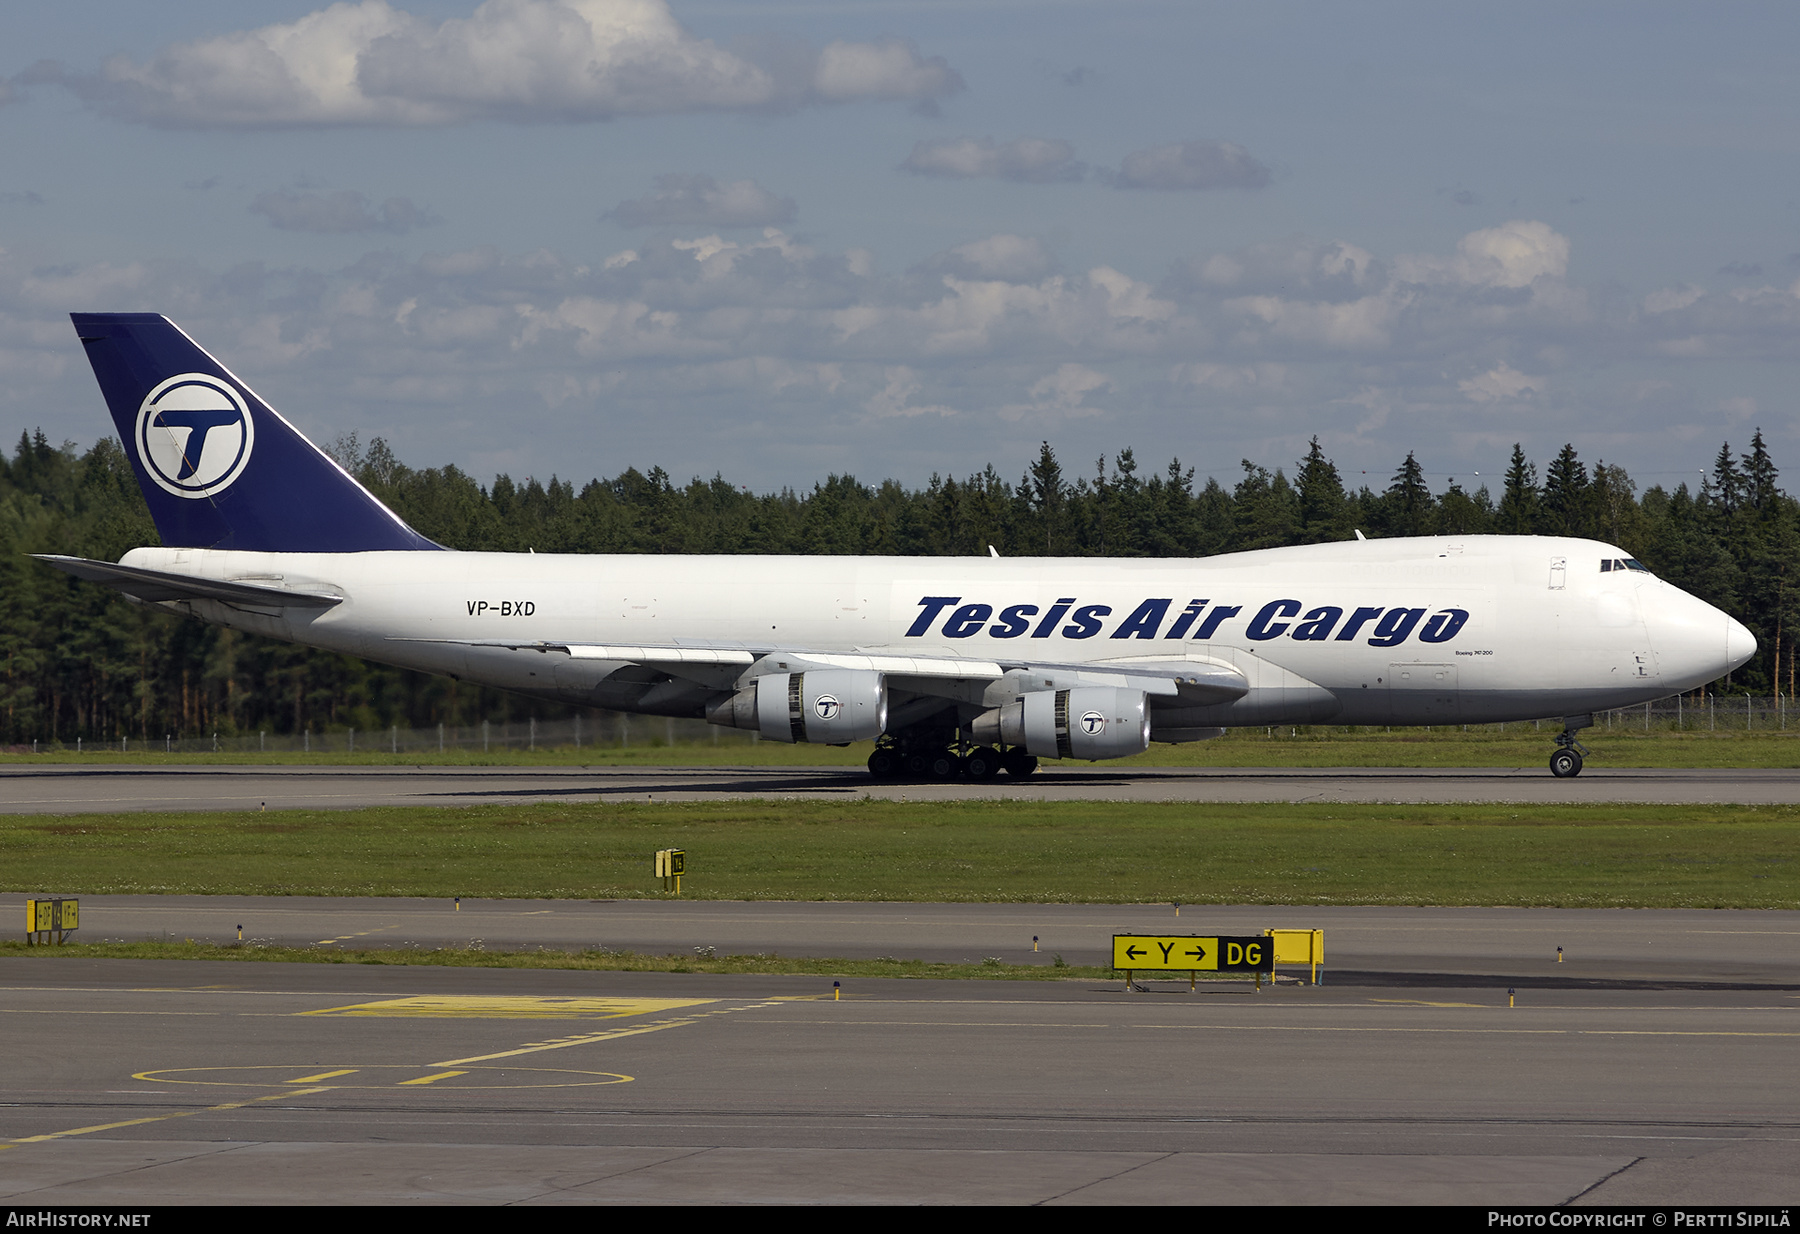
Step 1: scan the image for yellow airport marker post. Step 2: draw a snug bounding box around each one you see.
[655,848,686,894]
[25,898,78,946]
[1265,928,1326,985]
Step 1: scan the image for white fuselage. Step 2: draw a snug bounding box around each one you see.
[120,533,1753,731]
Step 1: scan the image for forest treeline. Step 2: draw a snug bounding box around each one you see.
[2,428,1795,744]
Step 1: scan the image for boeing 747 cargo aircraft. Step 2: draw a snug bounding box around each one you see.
[40,314,1755,779]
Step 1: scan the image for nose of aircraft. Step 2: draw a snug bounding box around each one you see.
[1726,613,1757,674]
[1644,585,1757,689]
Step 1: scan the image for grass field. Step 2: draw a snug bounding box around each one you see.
[0,939,1123,982]
[4,799,1796,909]
[6,726,1799,768]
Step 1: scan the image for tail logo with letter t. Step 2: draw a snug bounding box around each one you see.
[136,373,255,498]
[70,312,439,553]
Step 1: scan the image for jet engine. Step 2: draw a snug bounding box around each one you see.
[971,687,1150,760]
[707,669,888,743]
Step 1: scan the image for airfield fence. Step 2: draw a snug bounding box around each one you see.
[7,694,1797,755]
[10,712,752,756]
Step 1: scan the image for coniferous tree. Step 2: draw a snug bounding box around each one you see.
[1381,451,1431,536]
[1295,436,1348,542]
[1433,477,1491,536]
[1744,429,1779,515]
[1588,462,1641,548]
[1542,444,1589,536]
[1497,444,1539,534]
[1232,462,1300,550]
[1026,441,1065,554]
[1706,442,1744,521]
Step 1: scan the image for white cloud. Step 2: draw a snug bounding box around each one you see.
[922,235,1054,283]
[901,136,1083,183]
[610,174,795,228]
[1089,266,1177,323]
[999,363,1110,423]
[66,0,961,128]
[864,366,958,418]
[1197,222,1587,355]
[1226,290,1403,350]
[1112,140,1270,191]
[1170,362,1288,392]
[1178,238,1380,302]
[16,261,152,309]
[1644,285,1705,314]
[12,219,1800,490]
[251,188,439,233]
[1394,220,1569,288]
[812,39,961,104]
[1458,361,1540,403]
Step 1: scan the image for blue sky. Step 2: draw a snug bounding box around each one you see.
[5,1,1800,496]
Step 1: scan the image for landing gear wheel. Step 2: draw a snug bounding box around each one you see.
[964,746,1002,781]
[1549,748,1583,778]
[867,747,901,780]
[1000,749,1039,778]
[927,748,963,780]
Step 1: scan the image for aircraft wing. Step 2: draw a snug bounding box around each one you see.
[34,555,344,608]
[392,638,1248,705]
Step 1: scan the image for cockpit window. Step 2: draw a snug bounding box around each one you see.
[1599,558,1653,575]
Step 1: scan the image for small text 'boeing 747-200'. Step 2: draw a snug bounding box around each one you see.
[40,314,1755,779]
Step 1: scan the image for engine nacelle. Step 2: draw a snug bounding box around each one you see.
[707,669,888,744]
[972,687,1150,761]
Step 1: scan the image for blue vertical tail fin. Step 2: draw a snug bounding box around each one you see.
[70,313,439,552]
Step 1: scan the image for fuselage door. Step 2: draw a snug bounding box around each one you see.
[1388,663,1458,722]
[1549,558,1566,590]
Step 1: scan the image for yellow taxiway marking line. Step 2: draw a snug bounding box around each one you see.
[314,925,400,945]
[1369,999,1487,1008]
[433,1000,784,1067]
[5,995,780,1148]
[397,1070,468,1086]
[434,1018,706,1065]
[1,1087,334,1152]
[304,995,716,1020]
[133,1065,630,1090]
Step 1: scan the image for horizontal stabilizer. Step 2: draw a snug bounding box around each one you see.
[34,555,343,608]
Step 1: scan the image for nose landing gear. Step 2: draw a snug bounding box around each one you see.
[1548,714,1593,778]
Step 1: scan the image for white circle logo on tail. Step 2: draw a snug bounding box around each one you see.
[1080,710,1106,736]
[135,373,255,498]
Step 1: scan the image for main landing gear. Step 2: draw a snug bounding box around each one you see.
[1548,714,1593,778]
[866,735,1038,782]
